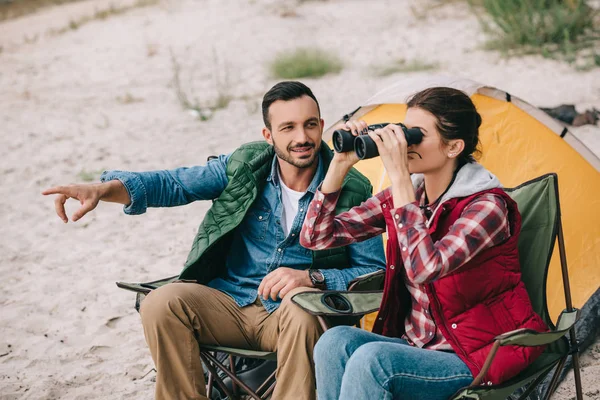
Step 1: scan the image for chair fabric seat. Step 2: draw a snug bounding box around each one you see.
[200,345,278,361]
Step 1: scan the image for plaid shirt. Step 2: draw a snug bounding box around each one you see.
[301,184,510,350]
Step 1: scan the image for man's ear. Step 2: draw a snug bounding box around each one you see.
[262,127,273,145]
[447,139,465,158]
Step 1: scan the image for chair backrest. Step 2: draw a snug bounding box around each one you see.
[505,174,557,327]
[505,173,568,354]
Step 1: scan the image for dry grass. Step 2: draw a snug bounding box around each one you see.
[77,168,105,182]
[0,0,82,22]
[170,48,233,121]
[48,0,159,35]
[270,47,343,79]
[467,0,600,67]
[370,58,440,77]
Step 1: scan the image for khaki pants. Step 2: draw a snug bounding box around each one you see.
[139,282,322,400]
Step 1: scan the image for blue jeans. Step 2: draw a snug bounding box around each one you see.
[314,326,473,400]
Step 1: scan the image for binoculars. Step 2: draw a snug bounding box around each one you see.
[332,122,423,160]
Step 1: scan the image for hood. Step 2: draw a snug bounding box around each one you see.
[410,163,502,226]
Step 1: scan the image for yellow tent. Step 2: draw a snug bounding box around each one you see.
[325,76,600,327]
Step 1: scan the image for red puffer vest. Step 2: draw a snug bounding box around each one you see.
[372,188,548,385]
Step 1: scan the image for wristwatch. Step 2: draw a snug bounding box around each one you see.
[308,269,326,289]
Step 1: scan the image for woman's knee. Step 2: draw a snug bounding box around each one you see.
[344,343,390,380]
[314,326,360,364]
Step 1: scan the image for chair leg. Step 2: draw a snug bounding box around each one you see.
[543,357,567,400]
[571,351,584,400]
[255,370,277,399]
[200,352,238,400]
[260,377,277,399]
[515,371,550,400]
[202,351,263,400]
[206,368,215,399]
[229,354,238,397]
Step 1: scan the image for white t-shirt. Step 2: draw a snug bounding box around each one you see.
[279,179,306,237]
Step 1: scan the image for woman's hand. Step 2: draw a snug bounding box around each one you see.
[368,124,416,208]
[368,124,410,183]
[321,120,369,194]
[331,120,368,169]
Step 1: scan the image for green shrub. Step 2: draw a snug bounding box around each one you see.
[469,0,598,60]
[270,48,343,79]
[370,58,440,77]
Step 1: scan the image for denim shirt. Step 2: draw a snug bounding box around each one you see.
[101,152,386,313]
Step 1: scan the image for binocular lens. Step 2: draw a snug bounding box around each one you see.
[332,130,355,153]
[332,123,423,160]
[355,135,378,160]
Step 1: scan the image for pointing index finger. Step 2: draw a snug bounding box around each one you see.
[42,186,70,196]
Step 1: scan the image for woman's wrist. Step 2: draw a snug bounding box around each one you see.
[390,174,416,208]
[389,172,412,188]
[321,160,352,194]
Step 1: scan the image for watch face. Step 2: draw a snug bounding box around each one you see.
[311,270,325,284]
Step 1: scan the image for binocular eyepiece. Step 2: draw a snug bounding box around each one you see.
[332,123,423,160]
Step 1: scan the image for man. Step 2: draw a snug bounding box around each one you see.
[43,81,386,400]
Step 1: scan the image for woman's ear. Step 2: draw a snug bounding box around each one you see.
[447,139,465,158]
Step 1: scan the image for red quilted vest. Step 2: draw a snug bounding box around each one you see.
[372,188,548,385]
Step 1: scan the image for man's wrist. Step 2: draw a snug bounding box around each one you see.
[308,269,326,289]
[99,180,130,205]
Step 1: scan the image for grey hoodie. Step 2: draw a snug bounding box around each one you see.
[410,163,502,227]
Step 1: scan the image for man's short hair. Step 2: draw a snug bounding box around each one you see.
[262,81,321,130]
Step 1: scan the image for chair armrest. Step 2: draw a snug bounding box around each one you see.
[348,270,385,292]
[495,309,578,347]
[116,275,179,294]
[469,308,579,387]
[291,291,383,317]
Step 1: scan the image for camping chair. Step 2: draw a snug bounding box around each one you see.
[291,173,584,400]
[116,268,385,400]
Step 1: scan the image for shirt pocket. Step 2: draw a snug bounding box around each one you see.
[244,205,272,241]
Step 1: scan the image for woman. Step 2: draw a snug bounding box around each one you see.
[300,87,548,400]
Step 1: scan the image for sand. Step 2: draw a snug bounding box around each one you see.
[0,0,598,398]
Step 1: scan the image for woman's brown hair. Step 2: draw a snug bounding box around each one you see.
[407,87,482,165]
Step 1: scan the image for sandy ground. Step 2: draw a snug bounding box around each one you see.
[0,0,599,398]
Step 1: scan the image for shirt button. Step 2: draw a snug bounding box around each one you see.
[394,214,400,220]
[402,247,407,252]
[316,204,320,209]
[487,381,493,386]
[389,265,395,270]
[300,208,304,212]
[398,223,403,228]
[451,323,457,329]
[378,317,383,321]
[291,233,295,237]
[429,332,434,337]
[258,216,263,220]
[382,204,387,208]
[277,248,282,252]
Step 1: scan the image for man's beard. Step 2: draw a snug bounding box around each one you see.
[272,139,320,169]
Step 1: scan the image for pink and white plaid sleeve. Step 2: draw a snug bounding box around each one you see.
[300,187,387,250]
